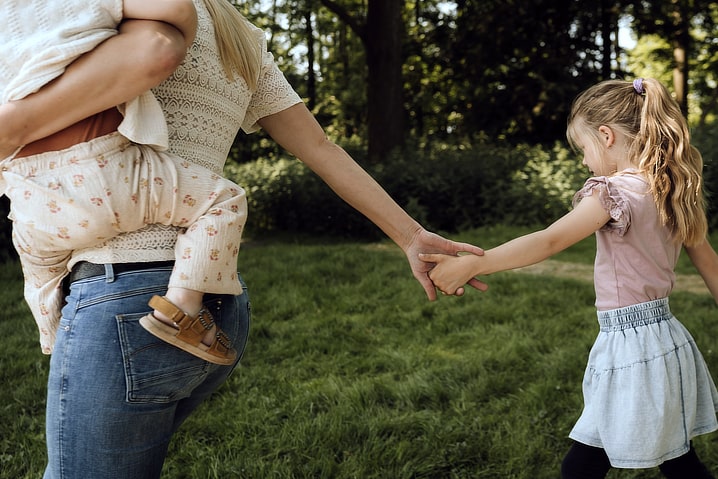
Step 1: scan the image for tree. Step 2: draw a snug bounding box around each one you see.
[628,0,714,115]
[599,0,622,79]
[446,0,608,144]
[320,0,406,163]
[692,3,718,127]
[227,0,718,160]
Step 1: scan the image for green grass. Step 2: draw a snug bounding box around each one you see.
[1,226,717,478]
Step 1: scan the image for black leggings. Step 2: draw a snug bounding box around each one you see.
[561,441,714,479]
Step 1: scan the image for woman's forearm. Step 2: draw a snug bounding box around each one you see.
[308,141,423,250]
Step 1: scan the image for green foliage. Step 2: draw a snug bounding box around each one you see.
[225,141,586,238]
[225,156,381,239]
[415,0,606,144]
[2,130,715,261]
[0,140,587,256]
[0,263,47,476]
[507,143,587,224]
[227,1,718,151]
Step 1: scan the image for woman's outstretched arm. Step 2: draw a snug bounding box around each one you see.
[258,103,488,300]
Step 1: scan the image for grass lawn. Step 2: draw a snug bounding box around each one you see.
[1,225,717,478]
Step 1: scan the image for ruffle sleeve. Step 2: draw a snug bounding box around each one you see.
[572,176,631,236]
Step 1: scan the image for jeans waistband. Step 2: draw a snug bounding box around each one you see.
[69,260,175,283]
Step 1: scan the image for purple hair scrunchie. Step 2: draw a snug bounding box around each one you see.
[633,78,645,96]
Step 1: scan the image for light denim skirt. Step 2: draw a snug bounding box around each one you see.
[569,298,718,468]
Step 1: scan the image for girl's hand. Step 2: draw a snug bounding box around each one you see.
[408,229,488,300]
[421,252,482,296]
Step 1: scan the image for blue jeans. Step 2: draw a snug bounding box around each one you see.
[43,264,250,479]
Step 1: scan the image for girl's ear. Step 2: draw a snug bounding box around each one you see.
[598,125,615,148]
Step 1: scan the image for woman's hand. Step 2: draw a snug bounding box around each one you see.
[407,228,488,300]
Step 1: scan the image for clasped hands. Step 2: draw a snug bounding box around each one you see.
[407,228,487,300]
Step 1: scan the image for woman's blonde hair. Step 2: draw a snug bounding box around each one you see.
[202,0,262,89]
[567,78,707,246]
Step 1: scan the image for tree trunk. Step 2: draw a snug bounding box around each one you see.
[320,0,406,163]
[671,0,690,115]
[600,0,613,78]
[365,0,405,163]
[673,43,688,115]
[304,8,317,110]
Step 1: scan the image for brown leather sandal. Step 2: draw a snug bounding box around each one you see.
[139,295,237,365]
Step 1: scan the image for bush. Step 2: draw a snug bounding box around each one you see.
[225,157,383,239]
[224,141,586,239]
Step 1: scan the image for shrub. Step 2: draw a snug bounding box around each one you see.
[224,157,382,239]
[224,141,586,238]
[9,133,710,259]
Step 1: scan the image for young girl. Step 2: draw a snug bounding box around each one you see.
[1,0,244,364]
[422,78,718,478]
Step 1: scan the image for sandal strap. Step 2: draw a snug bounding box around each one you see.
[207,330,233,356]
[148,295,216,347]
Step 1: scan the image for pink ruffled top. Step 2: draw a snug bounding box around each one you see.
[572,170,680,311]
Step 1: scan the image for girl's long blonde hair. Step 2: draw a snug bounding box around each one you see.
[202,0,262,89]
[567,78,707,246]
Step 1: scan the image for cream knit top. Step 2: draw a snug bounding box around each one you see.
[70,0,303,266]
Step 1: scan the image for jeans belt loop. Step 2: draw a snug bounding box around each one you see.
[104,264,116,283]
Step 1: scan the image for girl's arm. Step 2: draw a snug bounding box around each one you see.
[685,239,718,303]
[0,20,187,158]
[421,190,610,294]
[257,103,488,300]
[123,0,197,48]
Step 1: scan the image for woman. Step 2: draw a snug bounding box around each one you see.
[0,1,485,477]
[423,78,717,477]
